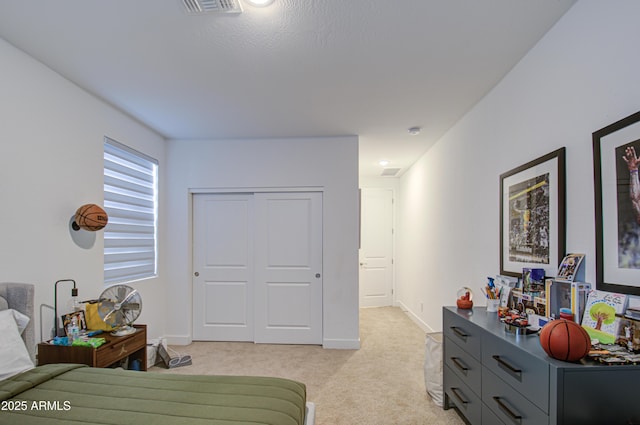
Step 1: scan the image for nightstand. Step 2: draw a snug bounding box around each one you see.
[37,324,147,371]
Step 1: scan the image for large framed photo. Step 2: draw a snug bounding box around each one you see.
[500,148,566,278]
[593,110,640,295]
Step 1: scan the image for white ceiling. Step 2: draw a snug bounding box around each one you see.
[0,0,575,179]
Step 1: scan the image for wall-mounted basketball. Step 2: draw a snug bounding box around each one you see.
[539,319,591,362]
[74,204,108,231]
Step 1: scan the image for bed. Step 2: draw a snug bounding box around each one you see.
[0,283,315,425]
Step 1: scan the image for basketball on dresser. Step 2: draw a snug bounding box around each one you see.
[539,319,591,362]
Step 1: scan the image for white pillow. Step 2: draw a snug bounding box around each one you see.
[8,309,30,335]
[0,309,34,380]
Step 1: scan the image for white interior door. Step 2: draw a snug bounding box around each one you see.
[254,192,323,344]
[193,191,322,344]
[359,188,394,307]
[193,194,254,341]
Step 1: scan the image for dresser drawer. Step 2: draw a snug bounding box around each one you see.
[444,336,481,396]
[444,364,482,425]
[482,366,548,425]
[443,308,481,360]
[95,328,146,368]
[482,403,506,425]
[482,333,549,412]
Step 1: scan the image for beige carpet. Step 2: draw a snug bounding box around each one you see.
[150,307,464,425]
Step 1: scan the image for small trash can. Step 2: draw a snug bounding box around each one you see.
[424,332,443,407]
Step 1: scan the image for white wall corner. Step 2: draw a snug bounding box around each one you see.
[397,300,436,334]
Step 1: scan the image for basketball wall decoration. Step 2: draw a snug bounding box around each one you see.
[73,204,109,231]
[539,319,591,362]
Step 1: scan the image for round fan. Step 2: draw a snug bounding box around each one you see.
[97,284,142,336]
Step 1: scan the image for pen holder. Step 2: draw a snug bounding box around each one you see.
[486,299,500,312]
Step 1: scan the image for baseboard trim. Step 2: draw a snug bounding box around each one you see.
[164,335,193,346]
[396,300,436,334]
[323,338,360,349]
[166,334,360,349]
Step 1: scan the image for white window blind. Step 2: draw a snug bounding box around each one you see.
[103,138,158,284]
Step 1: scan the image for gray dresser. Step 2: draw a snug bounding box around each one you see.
[443,306,640,425]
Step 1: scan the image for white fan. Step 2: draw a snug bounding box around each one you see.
[97,285,142,336]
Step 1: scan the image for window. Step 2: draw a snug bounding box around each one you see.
[103,137,158,284]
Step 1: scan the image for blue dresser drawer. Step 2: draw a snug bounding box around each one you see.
[481,331,549,412]
[443,308,481,361]
[444,335,481,397]
[444,364,482,425]
[482,366,548,425]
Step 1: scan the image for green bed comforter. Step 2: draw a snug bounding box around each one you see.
[0,364,306,425]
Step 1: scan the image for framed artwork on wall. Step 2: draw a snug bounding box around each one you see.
[593,110,640,296]
[500,148,566,278]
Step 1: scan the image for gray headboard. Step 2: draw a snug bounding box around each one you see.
[0,283,35,362]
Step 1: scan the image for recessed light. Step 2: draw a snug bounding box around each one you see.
[408,126,421,136]
[379,160,390,167]
[244,0,275,6]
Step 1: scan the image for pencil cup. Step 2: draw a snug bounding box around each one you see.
[486,299,500,312]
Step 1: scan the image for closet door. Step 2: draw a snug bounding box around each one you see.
[193,191,323,344]
[253,192,323,344]
[192,194,254,341]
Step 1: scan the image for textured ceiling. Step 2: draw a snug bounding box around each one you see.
[0,0,576,178]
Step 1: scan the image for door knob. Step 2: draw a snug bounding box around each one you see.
[315,273,321,278]
[194,272,200,277]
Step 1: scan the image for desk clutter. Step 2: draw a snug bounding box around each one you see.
[40,280,150,371]
[50,333,106,348]
[464,254,640,364]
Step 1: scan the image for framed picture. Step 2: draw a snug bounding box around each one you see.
[61,310,87,336]
[500,148,566,278]
[593,110,640,296]
[556,253,585,282]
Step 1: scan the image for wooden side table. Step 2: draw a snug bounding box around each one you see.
[37,324,147,371]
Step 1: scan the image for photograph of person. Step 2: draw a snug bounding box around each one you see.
[508,173,550,265]
[617,142,640,269]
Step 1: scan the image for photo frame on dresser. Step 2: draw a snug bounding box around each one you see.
[593,110,640,295]
[499,148,566,278]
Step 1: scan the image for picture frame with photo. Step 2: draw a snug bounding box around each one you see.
[593,110,640,295]
[556,253,585,282]
[61,310,87,336]
[499,148,566,278]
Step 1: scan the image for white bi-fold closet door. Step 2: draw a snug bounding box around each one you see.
[192,192,323,344]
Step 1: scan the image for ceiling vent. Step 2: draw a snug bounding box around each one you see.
[381,168,401,177]
[181,0,243,14]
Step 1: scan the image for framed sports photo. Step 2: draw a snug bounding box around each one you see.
[61,310,87,336]
[593,110,640,295]
[500,148,566,278]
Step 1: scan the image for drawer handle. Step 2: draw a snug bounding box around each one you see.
[450,357,469,374]
[451,387,469,407]
[493,396,522,424]
[451,326,469,341]
[111,342,129,354]
[492,355,522,380]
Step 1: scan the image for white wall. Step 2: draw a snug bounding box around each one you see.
[0,38,167,344]
[396,0,640,331]
[164,137,360,348]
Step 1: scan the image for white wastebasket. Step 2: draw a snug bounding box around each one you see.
[424,332,443,407]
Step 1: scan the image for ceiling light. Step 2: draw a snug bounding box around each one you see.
[244,0,275,6]
[379,160,390,167]
[408,126,421,136]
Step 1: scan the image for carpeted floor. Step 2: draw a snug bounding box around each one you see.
[150,306,465,425]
